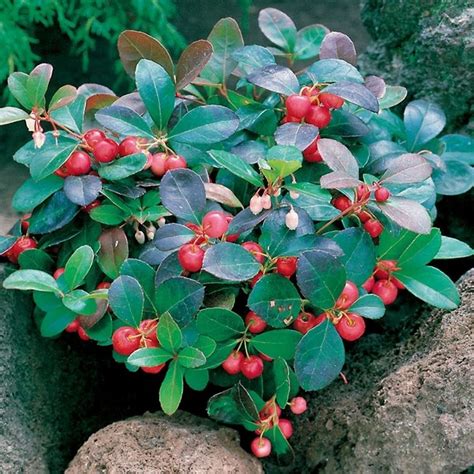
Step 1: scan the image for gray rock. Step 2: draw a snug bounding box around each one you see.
[0,263,155,474]
[66,411,263,474]
[266,269,474,473]
[360,1,474,130]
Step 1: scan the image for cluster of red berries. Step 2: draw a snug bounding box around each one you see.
[54,130,187,179]
[292,281,366,341]
[112,319,165,373]
[332,184,391,238]
[362,259,404,305]
[2,235,37,264]
[250,397,307,458]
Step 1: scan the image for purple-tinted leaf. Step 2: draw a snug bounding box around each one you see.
[364,75,386,99]
[176,40,213,90]
[49,85,77,111]
[323,82,379,113]
[320,171,362,189]
[317,138,359,178]
[258,8,297,52]
[275,123,319,151]
[381,154,432,184]
[78,83,115,98]
[200,18,243,84]
[324,110,369,138]
[204,182,243,208]
[84,94,117,115]
[117,30,174,78]
[64,175,102,206]
[319,32,357,66]
[232,45,276,76]
[97,228,129,279]
[154,224,195,251]
[113,92,145,114]
[78,299,108,329]
[377,197,432,234]
[295,24,329,60]
[247,65,299,95]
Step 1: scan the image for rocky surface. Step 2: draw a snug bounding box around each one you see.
[66,411,263,474]
[360,1,474,130]
[265,269,474,473]
[0,263,159,474]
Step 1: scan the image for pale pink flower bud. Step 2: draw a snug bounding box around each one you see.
[25,118,35,132]
[135,230,145,244]
[249,195,263,215]
[261,193,272,210]
[289,190,300,199]
[32,131,46,149]
[272,188,281,197]
[146,229,155,241]
[285,208,299,230]
[157,217,166,228]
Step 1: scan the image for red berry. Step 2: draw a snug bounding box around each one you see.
[357,210,371,223]
[301,87,320,97]
[240,355,264,379]
[332,196,352,212]
[245,311,267,334]
[259,403,281,419]
[82,199,101,213]
[77,326,90,341]
[374,259,397,280]
[53,268,65,279]
[222,350,244,375]
[64,151,91,176]
[118,137,140,156]
[177,244,205,273]
[319,92,344,109]
[305,106,332,128]
[142,364,165,374]
[112,326,141,356]
[54,166,68,178]
[375,187,390,202]
[140,319,158,342]
[84,129,106,147]
[276,256,297,278]
[165,154,187,171]
[290,396,307,415]
[372,279,398,305]
[335,313,366,341]
[285,94,312,119]
[65,319,80,333]
[293,312,317,334]
[202,211,229,238]
[303,136,319,155]
[335,281,359,310]
[96,282,111,290]
[278,419,294,439]
[150,152,168,177]
[283,115,302,123]
[241,242,265,263]
[303,150,323,163]
[93,138,119,163]
[362,276,375,292]
[364,219,384,238]
[250,437,272,458]
[8,236,37,263]
[392,277,405,290]
[250,271,263,288]
[20,214,31,233]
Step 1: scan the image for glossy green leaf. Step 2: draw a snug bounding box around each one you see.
[96,105,154,138]
[3,269,59,293]
[435,236,473,259]
[248,274,301,328]
[12,175,64,213]
[304,58,363,84]
[207,150,263,186]
[18,249,54,272]
[155,277,204,327]
[136,59,175,130]
[294,319,345,391]
[108,275,144,326]
[50,94,85,134]
[0,106,29,125]
[98,153,148,181]
[127,347,173,367]
[273,358,291,407]
[62,289,97,315]
[121,258,156,313]
[296,250,346,310]
[395,266,460,310]
[63,245,95,290]
[202,242,261,282]
[178,346,206,368]
[30,142,77,182]
[247,65,299,95]
[349,294,385,319]
[196,307,245,341]
[41,306,76,337]
[295,24,328,59]
[258,8,297,52]
[159,360,184,415]
[250,330,302,359]
[184,368,209,391]
[8,72,33,109]
[63,175,102,206]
